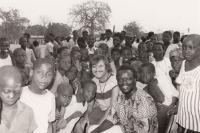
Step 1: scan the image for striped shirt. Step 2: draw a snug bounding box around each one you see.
[176,60,200,132]
[93,73,118,111]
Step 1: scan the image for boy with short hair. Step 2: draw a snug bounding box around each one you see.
[173,31,182,47]
[146,40,154,57]
[78,37,87,49]
[0,66,37,133]
[58,80,97,133]
[50,56,70,95]
[111,48,121,70]
[112,32,123,49]
[57,47,70,58]
[0,38,13,67]
[80,48,89,63]
[19,37,36,67]
[87,35,97,55]
[20,58,56,133]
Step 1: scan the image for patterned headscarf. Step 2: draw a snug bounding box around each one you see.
[169,48,184,59]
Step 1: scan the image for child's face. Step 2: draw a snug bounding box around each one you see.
[71,51,81,64]
[19,38,27,47]
[65,66,78,81]
[88,36,95,47]
[173,34,180,43]
[58,56,71,71]
[182,37,200,61]
[0,41,10,54]
[125,36,133,44]
[146,42,153,51]
[60,49,70,57]
[81,62,89,70]
[121,50,132,59]
[140,66,154,84]
[100,45,109,55]
[78,41,87,48]
[170,56,183,73]
[113,36,122,47]
[57,88,73,107]
[81,70,91,82]
[80,49,89,61]
[111,51,120,62]
[15,50,26,64]
[152,45,163,60]
[139,53,149,63]
[138,44,148,54]
[83,85,96,102]
[162,33,171,44]
[150,35,157,43]
[0,76,22,107]
[32,63,54,90]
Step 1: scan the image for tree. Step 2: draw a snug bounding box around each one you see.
[45,23,72,37]
[25,25,47,36]
[69,0,111,35]
[123,21,144,38]
[0,8,30,43]
[39,15,50,27]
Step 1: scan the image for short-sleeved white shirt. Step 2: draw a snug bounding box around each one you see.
[0,55,12,68]
[45,42,54,56]
[20,86,56,133]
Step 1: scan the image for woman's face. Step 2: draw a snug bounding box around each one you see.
[92,60,107,79]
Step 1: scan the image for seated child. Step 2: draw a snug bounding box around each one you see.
[0,38,13,67]
[0,66,37,133]
[78,37,87,49]
[58,80,97,133]
[52,83,73,133]
[50,56,70,95]
[13,48,32,75]
[139,62,165,104]
[20,58,56,133]
[87,35,97,54]
[80,48,89,63]
[111,48,121,70]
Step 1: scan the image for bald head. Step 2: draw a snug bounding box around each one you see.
[57,82,73,95]
[183,34,200,46]
[0,66,22,88]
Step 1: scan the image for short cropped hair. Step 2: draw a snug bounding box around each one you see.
[163,31,172,38]
[89,55,112,73]
[81,80,96,90]
[24,33,30,39]
[173,31,180,37]
[153,41,164,50]
[113,32,123,41]
[82,31,88,35]
[111,47,120,55]
[148,31,154,38]
[33,40,39,47]
[120,46,132,55]
[57,47,69,54]
[13,48,25,56]
[0,37,9,45]
[117,64,137,78]
[140,62,155,73]
[33,58,54,71]
[106,29,112,34]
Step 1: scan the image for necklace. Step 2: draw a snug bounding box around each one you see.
[157,58,168,75]
[99,73,110,99]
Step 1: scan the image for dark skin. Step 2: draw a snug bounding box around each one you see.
[91,70,137,133]
[0,40,10,59]
[152,44,164,61]
[162,33,172,53]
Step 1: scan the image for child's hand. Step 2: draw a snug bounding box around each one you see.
[75,60,82,71]
[56,111,61,120]
[155,102,162,112]
[72,111,83,119]
[169,70,176,78]
[167,106,178,115]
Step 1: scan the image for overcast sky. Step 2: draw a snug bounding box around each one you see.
[0,0,200,35]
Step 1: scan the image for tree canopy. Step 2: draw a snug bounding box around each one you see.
[69,0,111,35]
[123,21,144,38]
[0,8,29,43]
[25,25,47,36]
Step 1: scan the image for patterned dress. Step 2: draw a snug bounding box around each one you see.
[107,89,158,133]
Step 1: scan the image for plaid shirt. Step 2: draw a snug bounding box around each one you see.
[107,89,158,133]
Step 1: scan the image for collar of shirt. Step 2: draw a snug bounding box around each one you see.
[55,70,66,83]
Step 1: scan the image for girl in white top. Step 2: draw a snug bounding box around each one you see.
[0,38,13,67]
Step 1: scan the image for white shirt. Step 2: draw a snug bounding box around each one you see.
[61,40,70,48]
[50,70,69,95]
[20,86,56,133]
[151,58,179,106]
[69,38,78,49]
[105,38,113,48]
[0,55,12,68]
[176,60,200,131]
[25,48,36,67]
[58,95,88,133]
[164,43,179,58]
[132,41,139,49]
[45,42,54,56]
[87,46,98,54]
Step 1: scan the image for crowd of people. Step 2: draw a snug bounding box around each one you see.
[0,29,199,133]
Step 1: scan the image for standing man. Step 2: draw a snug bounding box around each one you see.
[82,31,89,44]
[105,29,113,48]
[24,33,36,57]
[69,30,78,49]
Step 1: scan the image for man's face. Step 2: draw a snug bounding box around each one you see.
[113,36,122,47]
[150,35,157,43]
[173,34,180,43]
[88,36,95,47]
[58,56,71,71]
[73,31,78,38]
[170,56,183,73]
[152,45,163,60]
[121,50,132,59]
[162,33,171,44]
[125,36,133,45]
[92,60,107,79]
[106,32,111,39]
[117,70,136,94]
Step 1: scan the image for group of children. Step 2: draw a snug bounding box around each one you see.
[0,30,200,133]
